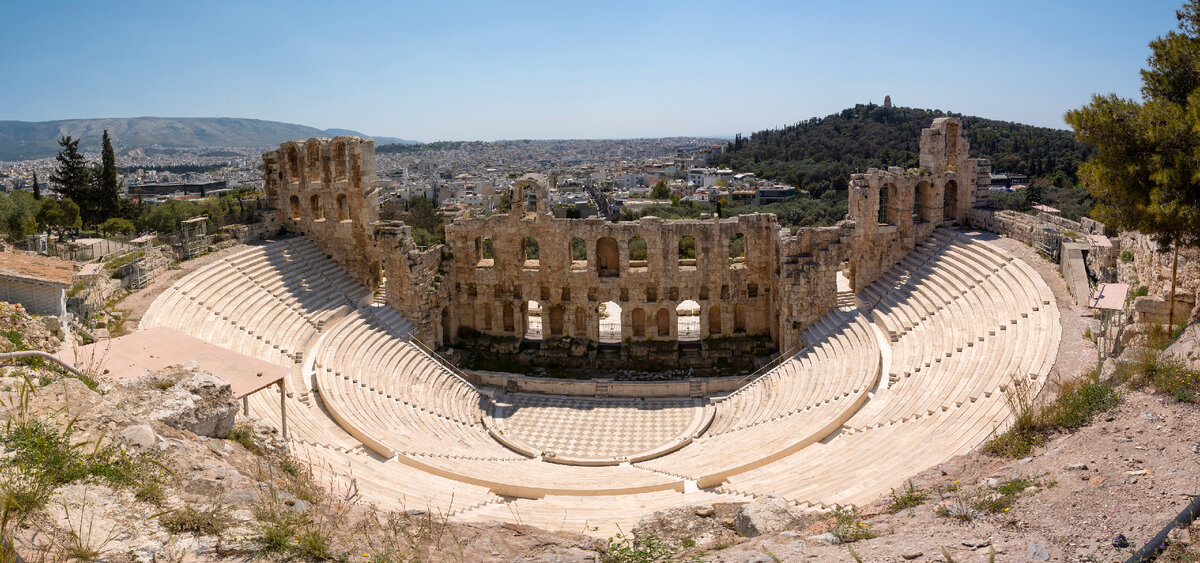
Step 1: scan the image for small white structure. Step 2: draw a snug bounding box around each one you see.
[0,252,73,317]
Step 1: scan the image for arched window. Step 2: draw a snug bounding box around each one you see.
[549,305,565,336]
[629,236,648,273]
[678,236,697,271]
[333,142,348,181]
[309,195,323,220]
[306,142,321,183]
[656,308,670,338]
[729,233,745,269]
[734,303,747,333]
[570,237,587,272]
[879,183,896,225]
[575,306,587,336]
[286,146,301,182]
[476,237,494,268]
[707,304,722,335]
[288,195,301,220]
[699,285,710,300]
[597,237,619,277]
[336,194,348,221]
[522,237,539,270]
[502,302,515,332]
[631,308,645,337]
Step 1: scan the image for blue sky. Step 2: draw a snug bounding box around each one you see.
[0,0,1184,141]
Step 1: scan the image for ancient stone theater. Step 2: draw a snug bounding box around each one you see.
[140,118,1060,533]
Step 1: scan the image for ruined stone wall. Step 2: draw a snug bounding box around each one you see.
[264,137,382,290]
[261,117,992,361]
[443,176,783,348]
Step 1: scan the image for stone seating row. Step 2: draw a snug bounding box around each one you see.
[719,389,1016,508]
[705,308,878,435]
[313,307,481,426]
[636,311,879,487]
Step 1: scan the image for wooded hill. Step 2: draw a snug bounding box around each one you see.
[715,104,1092,198]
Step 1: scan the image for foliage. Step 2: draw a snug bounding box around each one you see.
[98,217,134,236]
[1066,2,1200,252]
[984,372,1119,458]
[601,530,678,563]
[886,481,928,512]
[159,502,232,536]
[50,136,92,208]
[1121,249,1135,262]
[35,197,82,233]
[830,505,875,543]
[718,104,1091,204]
[987,182,1096,222]
[650,180,671,199]
[1132,285,1150,297]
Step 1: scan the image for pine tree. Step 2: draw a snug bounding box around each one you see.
[99,130,120,219]
[31,171,41,200]
[1065,0,1200,331]
[50,136,92,213]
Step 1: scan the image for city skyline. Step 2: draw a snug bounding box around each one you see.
[1,0,1183,142]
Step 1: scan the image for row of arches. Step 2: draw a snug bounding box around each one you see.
[287,193,351,222]
[876,179,960,226]
[460,299,752,345]
[474,233,750,274]
[282,141,361,186]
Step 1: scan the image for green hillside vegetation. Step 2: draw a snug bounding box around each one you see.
[712,104,1096,225]
[376,141,467,154]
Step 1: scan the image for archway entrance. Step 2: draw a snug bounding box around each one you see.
[598,301,622,348]
[676,300,700,346]
[524,301,542,340]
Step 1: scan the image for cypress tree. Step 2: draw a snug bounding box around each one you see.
[99,130,120,219]
[32,171,41,200]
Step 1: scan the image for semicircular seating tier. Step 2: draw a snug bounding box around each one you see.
[137,229,1060,534]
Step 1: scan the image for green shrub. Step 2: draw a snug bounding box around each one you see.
[1132,285,1150,298]
[160,503,232,536]
[830,505,875,543]
[886,481,927,512]
[1120,250,1134,263]
[984,372,1119,458]
[601,530,676,563]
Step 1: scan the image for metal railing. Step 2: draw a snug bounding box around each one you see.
[409,336,479,388]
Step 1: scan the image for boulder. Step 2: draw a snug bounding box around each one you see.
[118,363,238,438]
[732,495,807,537]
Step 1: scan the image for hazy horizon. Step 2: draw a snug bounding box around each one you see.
[1,0,1182,142]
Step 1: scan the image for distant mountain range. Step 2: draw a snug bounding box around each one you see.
[0,117,418,161]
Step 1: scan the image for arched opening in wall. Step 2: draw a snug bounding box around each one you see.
[575,306,587,336]
[286,147,300,182]
[699,285,710,300]
[878,184,892,225]
[482,306,493,332]
[306,142,321,182]
[503,303,515,333]
[945,122,960,167]
[549,304,564,337]
[522,237,540,270]
[915,180,930,223]
[629,236,648,273]
[676,300,700,343]
[570,237,587,272]
[886,183,898,224]
[707,304,722,335]
[943,180,959,222]
[631,308,645,337]
[734,303,747,333]
[310,195,324,220]
[333,142,348,181]
[476,237,494,268]
[336,194,349,222]
[729,233,746,269]
[678,236,697,271]
[597,301,622,347]
[524,301,542,340]
[288,195,301,220]
[656,308,670,337]
[597,237,619,277]
[838,259,853,297]
[440,308,451,346]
